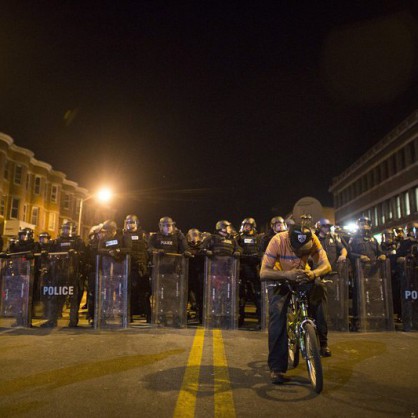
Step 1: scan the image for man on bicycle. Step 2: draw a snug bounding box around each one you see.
[260,223,331,384]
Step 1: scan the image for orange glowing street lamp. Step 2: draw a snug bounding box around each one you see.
[77,187,112,236]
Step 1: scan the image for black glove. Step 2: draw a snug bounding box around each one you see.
[0,252,8,259]
[233,251,241,258]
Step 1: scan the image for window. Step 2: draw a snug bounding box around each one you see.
[50,185,58,203]
[31,207,39,225]
[380,160,388,181]
[381,202,386,225]
[396,196,401,219]
[415,187,418,213]
[3,161,9,180]
[0,197,5,216]
[63,194,70,210]
[387,198,393,220]
[26,173,30,191]
[405,142,415,166]
[23,204,28,222]
[34,177,41,195]
[397,149,406,171]
[10,198,19,219]
[14,165,23,185]
[404,192,410,216]
[48,212,57,231]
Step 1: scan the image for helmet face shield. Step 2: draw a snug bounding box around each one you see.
[187,229,202,245]
[124,215,139,232]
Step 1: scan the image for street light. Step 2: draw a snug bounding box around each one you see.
[77,187,112,236]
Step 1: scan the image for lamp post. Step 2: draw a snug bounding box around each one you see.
[77,187,112,236]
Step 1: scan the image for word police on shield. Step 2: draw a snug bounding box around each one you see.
[42,286,75,296]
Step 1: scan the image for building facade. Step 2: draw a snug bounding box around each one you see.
[0,132,111,245]
[329,110,418,234]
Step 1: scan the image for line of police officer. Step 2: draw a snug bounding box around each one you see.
[2,214,417,329]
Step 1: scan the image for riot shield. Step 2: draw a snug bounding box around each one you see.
[260,281,277,331]
[95,254,130,329]
[203,255,239,330]
[326,262,350,331]
[0,253,34,328]
[400,255,418,331]
[354,259,394,332]
[39,252,81,327]
[151,253,188,328]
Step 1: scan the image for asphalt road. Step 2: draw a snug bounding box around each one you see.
[1,319,417,418]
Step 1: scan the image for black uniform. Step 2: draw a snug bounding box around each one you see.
[238,232,261,326]
[200,232,241,256]
[317,233,344,270]
[122,229,150,321]
[187,240,205,323]
[148,230,189,254]
[259,229,276,254]
[48,235,86,327]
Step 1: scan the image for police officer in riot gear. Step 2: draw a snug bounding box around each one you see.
[259,216,287,253]
[349,217,386,263]
[148,217,190,255]
[44,221,86,327]
[316,219,347,269]
[122,214,150,322]
[5,228,39,326]
[381,229,397,256]
[314,218,347,356]
[84,224,102,324]
[38,232,52,252]
[201,220,242,257]
[7,228,39,253]
[186,228,205,323]
[238,218,261,327]
[397,223,418,259]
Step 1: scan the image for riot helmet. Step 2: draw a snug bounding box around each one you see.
[159,216,175,235]
[270,216,287,233]
[187,228,202,246]
[381,229,394,243]
[60,221,76,238]
[394,227,405,241]
[124,214,139,232]
[317,218,332,235]
[88,224,103,241]
[39,231,51,245]
[240,217,257,234]
[100,220,117,240]
[288,224,313,254]
[406,222,418,239]
[215,220,232,236]
[18,228,34,243]
[357,216,372,235]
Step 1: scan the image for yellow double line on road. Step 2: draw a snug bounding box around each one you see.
[173,328,236,418]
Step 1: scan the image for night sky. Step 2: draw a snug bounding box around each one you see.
[1,2,418,233]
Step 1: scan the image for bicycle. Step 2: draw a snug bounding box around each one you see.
[286,275,334,394]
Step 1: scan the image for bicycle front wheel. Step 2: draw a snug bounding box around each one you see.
[303,322,323,393]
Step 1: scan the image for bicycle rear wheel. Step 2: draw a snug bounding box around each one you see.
[287,305,299,369]
[303,322,323,393]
